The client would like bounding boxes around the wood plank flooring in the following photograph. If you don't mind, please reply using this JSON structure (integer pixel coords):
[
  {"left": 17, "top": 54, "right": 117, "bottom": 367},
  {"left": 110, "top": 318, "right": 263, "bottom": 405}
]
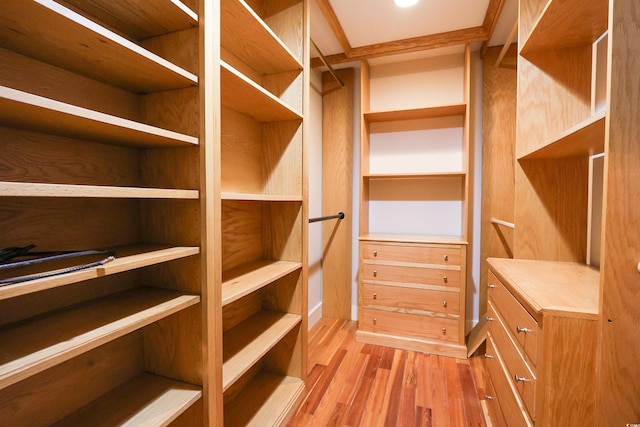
[{"left": 288, "top": 318, "right": 487, "bottom": 427}]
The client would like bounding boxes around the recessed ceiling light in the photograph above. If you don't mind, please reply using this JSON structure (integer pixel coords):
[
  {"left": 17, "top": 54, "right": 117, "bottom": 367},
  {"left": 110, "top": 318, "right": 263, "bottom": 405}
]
[{"left": 395, "top": 0, "right": 419, "bottom": 7}]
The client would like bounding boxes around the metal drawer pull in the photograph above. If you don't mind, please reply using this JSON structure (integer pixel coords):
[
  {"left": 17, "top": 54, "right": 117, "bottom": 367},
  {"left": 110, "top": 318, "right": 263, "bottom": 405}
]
[
  {"left": 516, "top": 325, "right": 530, "bottom": 334},
  {"left": 487, "top": 283, "right": 496, "bottom": 288},
  {"left": 441, "top": 328, "right": 447, "bottom": 334},
  {"left": 484, "top": 353, "right": 493, "bottom": 359},
  {"left": 373, "top": 292, "right": 377, "bottom": 300},
  {"left": 373, "top": 250, "right": 378, "bottom": 257},
  {"left": 373, "top": 270, "right": 377, "bottom": 277},
  {"left": 444, "top": 254, "right": 448, "bottom": 261},
  {"left": 485, "top": 316, "right": 495, "bottom": 321},
  {"left": 484, "top": 395, "right": 493, "bottom": 400},
  {"left": 442, "top": 300, "right": 447, "bottom": 307},
  {"left": 514, "top": 374, "right": 530, "bottom": 383},
  {"left": 443, "top": 275, "right": 448, "bottom": 283},
  {"left": 373, "top": 318, "right": 377, "bottom": 324}
]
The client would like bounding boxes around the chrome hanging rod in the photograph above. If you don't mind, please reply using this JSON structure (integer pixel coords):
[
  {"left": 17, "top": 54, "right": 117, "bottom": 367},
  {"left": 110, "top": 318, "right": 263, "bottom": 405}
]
[
  {"left": 311, "top": 38, "right": 345, "bottom": 88},
  {"left": 309, "top": 212, "right": 345, "bottom": 223}
]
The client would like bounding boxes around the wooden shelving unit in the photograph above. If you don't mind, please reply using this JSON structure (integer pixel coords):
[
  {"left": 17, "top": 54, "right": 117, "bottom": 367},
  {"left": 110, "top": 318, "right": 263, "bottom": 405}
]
[
  {"left": 356, "top": 46, "right": 472, "bottom": 358},
  {"left": 0, "top": 0, "right": 213, "bottom": 424},
  {"left": 218, "top": 0, "right": 308, "bottom": 424}
]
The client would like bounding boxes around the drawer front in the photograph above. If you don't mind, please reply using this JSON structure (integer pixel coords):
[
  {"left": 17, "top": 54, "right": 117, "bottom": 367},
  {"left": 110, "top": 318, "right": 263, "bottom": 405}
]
[
  {"left": 361, "top": 283, "right": 459, "bottom": 315},
  {"left": 488, "top": 271, "right": 538, "bottom": 367},
  {"left": 486, "top": 336, "right": 534, "bottom": 427},
  {"left": 362, "top": 243, "right": 461, "bottom": 266},
  {"left": 485, "top": 371, "right": 508, "bottom": 427},
  {"left": 488, "top": 302, "right": 536, "bottom": 420},
  {"left": 360, "top": 308, "right": 459, "bottom": 343},
  {"left": 362, "top": 264, "right": 459, "bottom": 288}
]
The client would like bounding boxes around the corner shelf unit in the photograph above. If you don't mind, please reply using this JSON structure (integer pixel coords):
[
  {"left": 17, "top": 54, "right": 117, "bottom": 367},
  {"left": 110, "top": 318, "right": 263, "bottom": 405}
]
[
  {"left": 0, "top": 0, "right": 211, "bottom": 425},
  {"left": 356, "top": 46, "right": 472, "bottom": 359},
  {"left": 219, "top": 0, "right": 308, "bottom": 425}
]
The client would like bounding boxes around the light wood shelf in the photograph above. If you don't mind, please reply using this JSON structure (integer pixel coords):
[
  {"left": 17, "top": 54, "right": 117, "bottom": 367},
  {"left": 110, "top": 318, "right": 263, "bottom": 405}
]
[
  {"left": 518, "top": 112, "right": 606, "bottom": 159},
  {"left": 224, "top": 372, "right": 305, "bottom": 427},
  {"left": 360, "top": 233, "right": 468, "bottom": 245},
  {"left": 223, "top": 311, "right": 301, "bottom": 391},
  {"left": 0, "top": 287, "right": 200, "bottom": 390},
  {"left": 0, "top": 0, "right": 197, "bottom": 93},
  {"left": 364, "top": 172, "right": 466, "bottom": 180},
  {"left": 52, "top": 372, "right": 202, "bottom": 427},
  {"left": 520, "top": 0, "right": 608, "bottom": 56},
  {"left": 221, "top": 0, "right": 302, "bottom": 75},
  {"left": 222, "top": 260, "right": 302, "bottom": 306},
  {"left": 0, "top": 245, "right": 200, "bottom": 301},
  {"left": 221, "top": 191, "right": 303, "bottom": 202},
  {"left": 0, "top": 86, "right": 199, "bottom": 147},
  {"left": 63, "top": 0, "right": 198, "bottom": 40},
  {"left": 0, "top": 181, "right": 198, "bottom": 199},
  {"left": 221, "top": 61, "right": 302, "bottom": 122},
  {"left": 364, "top": 103, "right": 467, "bottom": 123}
]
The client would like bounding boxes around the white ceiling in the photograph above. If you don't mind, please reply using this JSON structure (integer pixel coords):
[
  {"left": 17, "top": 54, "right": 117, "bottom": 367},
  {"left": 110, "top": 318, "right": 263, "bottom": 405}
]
[{"left": 310, "top": 0, "right": 518, "bottom": 59}]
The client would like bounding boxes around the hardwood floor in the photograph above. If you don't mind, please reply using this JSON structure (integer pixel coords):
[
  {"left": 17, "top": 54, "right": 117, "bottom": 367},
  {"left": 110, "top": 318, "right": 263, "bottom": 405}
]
[{"left": 288, "top": 318, "right": 487, "bottom": 427}]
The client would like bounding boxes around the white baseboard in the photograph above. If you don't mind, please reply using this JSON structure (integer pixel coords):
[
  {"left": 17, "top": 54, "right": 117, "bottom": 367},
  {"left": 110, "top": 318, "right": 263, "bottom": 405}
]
[
  {"left": 351, "top": 305, "right": 358, "bottom": 321},
  {"left": 308, "top": 302, "right": 322, "bottom": 330}
]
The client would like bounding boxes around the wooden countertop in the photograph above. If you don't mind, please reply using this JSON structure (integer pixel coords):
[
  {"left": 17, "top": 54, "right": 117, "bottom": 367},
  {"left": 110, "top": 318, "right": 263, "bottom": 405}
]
[{"left": 488, "top": 258, "right": 600, "bottom": 319}]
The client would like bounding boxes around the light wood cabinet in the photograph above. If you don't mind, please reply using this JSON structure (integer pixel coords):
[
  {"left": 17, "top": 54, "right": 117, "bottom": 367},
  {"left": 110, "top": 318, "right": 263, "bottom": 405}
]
[
  {"left": 0, "top": 0, "right": 211, "bottom": 424},
  {"left": 486, "top": 258, "right": 599, "bottom": 426},
  {"left": 511, "top": 0, "right": 640, "bottom": 423},
  {"left": 219, "top": 0, "right": 308, "bottom": 425},
  {"left": 356, "top": 46, "right": 472, "bottom": 358}
]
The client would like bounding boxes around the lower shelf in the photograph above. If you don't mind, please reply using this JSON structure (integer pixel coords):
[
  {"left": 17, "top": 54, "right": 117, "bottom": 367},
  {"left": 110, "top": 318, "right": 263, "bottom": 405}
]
[
  {"left": 224, "top": 372, "right": 305, "bottom": 427},
  {"left": 52, "top": 372, "right": 202, "bottom": 427}
]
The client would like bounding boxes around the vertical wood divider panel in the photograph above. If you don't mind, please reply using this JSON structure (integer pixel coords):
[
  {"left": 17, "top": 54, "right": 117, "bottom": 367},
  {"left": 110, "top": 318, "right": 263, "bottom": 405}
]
[{"left": 321, "top": 68, "right": 354, "bottom": 320}]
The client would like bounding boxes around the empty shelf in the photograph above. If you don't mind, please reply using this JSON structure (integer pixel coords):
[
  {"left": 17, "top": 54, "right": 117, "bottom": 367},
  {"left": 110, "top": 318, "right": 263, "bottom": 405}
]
[
  {"left": 222, "top": 260, "right": 302, "bottom": 306},
  {"left": 221, "top": 191, "right": 303, "bottom": 202},
  {"left": 364, "top": 103, "right": 467, "bottom": 123},
  {"left": 0, "top": 182, "right": 198, "bottom": 199}
]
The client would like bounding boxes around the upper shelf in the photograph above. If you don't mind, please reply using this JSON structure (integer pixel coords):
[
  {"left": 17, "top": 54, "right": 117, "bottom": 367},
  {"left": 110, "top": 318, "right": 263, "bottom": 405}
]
[
  {"left": 221, "top": 0, "right": 302, "bottom": 75},
  {"left": 364, "top": 172, "right": 466, "bottom": 180},
  {"left": 221, "top": 62, "right": 302, "bottom": 122},
  {"left": 364, "top": 103, "right": 467, "bottom": 123},
  {"left": 0, "top": 86, "right": 198, "bottom": 147},
  {"left": 221, "top": 192, "right": 303, "bottom": 202},
  {"left": 518, "top": 112, "right": 605, "bottom": 159},
  {"left": 63, "top": 0, "right": 198, "bottom": 40},
  {"left": 0, "top": 182, "right": 198, "bottom": 199},
  {"left": 0, "top": 0, "right": 197, "bottom": 93},
  {"left": 521, "top": 0, "right": 608, "bottom": 56},
  {"left": 360, "top": 233, "right": 468, "bottom": 245}
]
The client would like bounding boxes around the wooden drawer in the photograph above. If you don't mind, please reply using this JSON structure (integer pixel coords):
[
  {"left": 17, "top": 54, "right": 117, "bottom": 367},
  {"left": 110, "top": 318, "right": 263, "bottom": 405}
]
[
  {"left": 360, "top": 308, "right": 459, "bottom": 343},
  {"left": 485, "top": 371, "right": 507, "bottom": 427},
  {"left": 361, "top": 243, "right": 461, "bottom": 266},
  {"left": 361, "top": 283, "right": 459, "bottom": 315},
  {"left": 362, "top": 264, "right": 459, "bottom": 288},
  {"left": 488, "top": 302, "right": 536, "bottom": 421},
  {"left": 488, "top": 271, "right": 538, "bottom": 367},
  {"left": 486, "top": 335, "right": 533, "bottom": 427}
]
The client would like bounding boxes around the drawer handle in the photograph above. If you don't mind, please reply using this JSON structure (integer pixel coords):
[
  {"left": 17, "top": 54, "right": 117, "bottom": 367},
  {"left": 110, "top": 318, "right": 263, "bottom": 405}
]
[
  {"left": 485, "top": 316, "right": 495, "bottom": 321},
  {"left": 441, "top": 328, "right": 447, "bottom": 334},
  {"left": 442, "top": 300, "right": 447, "bottom": 307},
  {"left": 484, "top": 394, "right": 494, "bottom": 400},
  {"left": 373, "top": 250, "right": 378, "bottom": 257},
  {"left": 373, "top": 317, "right": 377, "bottom": 324},
  {"left": 373, "top": 270, "right": 377, "bottom": 277},
  {"left": 443, "top": 275, "right": 448, "bottom": 283},
  {"left": 444, "top": 254, "right": 448, "bottom": 261},
  {"left": 373, "top": 292, "right": 377, "bottom": 300},
  {"left": 516, "top": 325, "right": 531, "bottom": 334},
  {"left": 487, "top": 284, "right": 496, "bottom": 288},
  {"left": 484, "top": 353, "right": 493, "bottom": 359},
  {"left": 514, "top": 374, "right": 530, "bottom": 383}
]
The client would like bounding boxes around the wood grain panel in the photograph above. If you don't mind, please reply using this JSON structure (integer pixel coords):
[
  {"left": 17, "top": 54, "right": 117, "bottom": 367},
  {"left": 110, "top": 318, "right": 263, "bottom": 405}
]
[
  {"left": 321, "top": 68, "right": 353, "bottom": 320},
  {"left": 480, "top": 46, "right": 516, "bottom": 314},
  {"left": 262, "top": 1, "right": 304, "bottom": 63},
  {"left": 140, "top": 87, "right": 200, "bottom": 137},
  {"left": 141, "top": 27, "right": 199, "bottom": 76},
  {"left": 140, "top": 146, "right": 199, "bottom": 190},
  {"left": 596, "top": 0, "right": 640, "bottom": 422},
  {"left": 221, "top": 200, "right": 264, "bottom": 271},
  {"left": 141, "top": 199, "right": 200, "bottom": 246},
  {"left": 263, "top": 201, "right": 303, "bottom": 263},
  {"left": 263, "top": 120, "right": 304, "bottom": 197}
]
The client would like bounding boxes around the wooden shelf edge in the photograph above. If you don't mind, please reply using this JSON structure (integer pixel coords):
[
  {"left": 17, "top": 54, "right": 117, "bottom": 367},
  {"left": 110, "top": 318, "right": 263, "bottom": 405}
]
[
  {"left": 359, "top": 233, "right": 468, "bottom": 245},
  {"left": 0, "top": 287, "right": 200, "bottom": 390},
  {"left": 222, "top": 311, "right": 302, "bottom": 391},
  {"left": 0, "top": 181, "right": 198, "bottom": 199},
  {"left": 222, "top": 260, "right": 302, "bottom": 306},
  {"left": 363, "top": 103, "right": 467, "bottom": 123},
  {"left": 0, "top": 245, "right": 199, "bottom": 301},
  {"left": 520, "top": 0, "right": 608, "bottom": 56},
  {"left": 52, "top": 372, "right": 202, "bottom": 427},
  {"left": 518, "top": 112, "right": 606, "bottom": 159},
  {"left": 221, "top": 191, "right": 303, "bottom": 202},
  {"left": 223, "top": 372, "right": 305, "bottom": 427},
  {"left": 221, "top": 0, "right": 302, "bottom": 75},
  {"left": 0, "top": 86, "right": 199, "bottom": 147},
  {"left": 364, "top": 172, "right": 466, "bottom": 180},
  {"left": 220, "top": 61, "right": 302, "bottom": 122}
]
